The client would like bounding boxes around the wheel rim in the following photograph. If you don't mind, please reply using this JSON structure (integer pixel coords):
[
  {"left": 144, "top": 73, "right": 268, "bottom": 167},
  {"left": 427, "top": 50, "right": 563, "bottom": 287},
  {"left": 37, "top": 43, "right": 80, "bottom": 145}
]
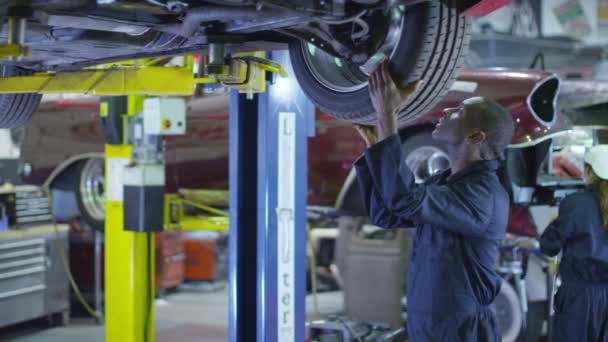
[
  {"left": 10, "top": 126, "right": 26, "bottom": 147},
  {"left": 494, "top": 294, "right": 516, "bottom": 332},
  {"left": 405, "top": 146, "right": 450, "bottom": 183},
  {"left": 490, "top": 281, "right": 523, "bottom": 342},
  {"left": 79, "top": 158, "right": 105, "bottom": 221},
  {"left": 300, "top": 7, "right": 404, "bottom": 93}
]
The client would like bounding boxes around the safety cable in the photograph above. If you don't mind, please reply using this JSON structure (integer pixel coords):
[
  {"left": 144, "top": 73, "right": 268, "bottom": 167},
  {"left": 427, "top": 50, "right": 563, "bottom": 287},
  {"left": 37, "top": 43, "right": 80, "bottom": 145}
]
[
  {"left": 144, "top": 232, "right": 153, "bottom": 342},
  {"left": 43, "top": 187, "right": 103, "bottom": 322}
]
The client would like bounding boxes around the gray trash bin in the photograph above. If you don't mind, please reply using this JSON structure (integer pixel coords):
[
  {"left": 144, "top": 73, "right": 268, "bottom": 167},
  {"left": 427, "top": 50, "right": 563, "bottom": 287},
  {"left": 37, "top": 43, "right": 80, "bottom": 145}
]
[{"left": 335, "top": 216, "right": 413, "bottom": 328}]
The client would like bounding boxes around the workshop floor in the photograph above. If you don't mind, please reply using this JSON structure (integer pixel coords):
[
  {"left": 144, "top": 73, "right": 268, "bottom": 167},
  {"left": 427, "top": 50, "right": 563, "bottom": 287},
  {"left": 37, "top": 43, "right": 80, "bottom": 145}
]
[{"left": 0, "top": 285, "right": 343, "bottom": 342}]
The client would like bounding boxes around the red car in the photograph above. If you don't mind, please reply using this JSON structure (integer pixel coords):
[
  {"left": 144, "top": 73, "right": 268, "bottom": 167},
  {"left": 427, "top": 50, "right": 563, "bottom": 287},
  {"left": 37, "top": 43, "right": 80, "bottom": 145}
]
[{"left": 20, "top": 67, "right": 563, "bottom": 233}]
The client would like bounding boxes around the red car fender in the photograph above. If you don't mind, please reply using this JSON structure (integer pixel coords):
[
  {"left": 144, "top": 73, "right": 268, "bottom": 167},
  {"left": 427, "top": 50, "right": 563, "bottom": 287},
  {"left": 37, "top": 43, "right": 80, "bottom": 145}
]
[
  {"left": 416, "top": 69, "right": 565, "bottom": 147},
  {"left": 461, "top": 0, "right": 512, "bottom": 17}
]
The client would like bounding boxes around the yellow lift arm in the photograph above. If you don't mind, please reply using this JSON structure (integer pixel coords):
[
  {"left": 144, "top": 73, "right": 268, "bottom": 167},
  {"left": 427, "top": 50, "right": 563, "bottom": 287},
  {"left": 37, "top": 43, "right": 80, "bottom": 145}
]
[
  {"left": 164, "top": 194, "right": 229, "bottom": 232},
  {"left": 0, "top": 52, "right": 287, "bottom": 95}
]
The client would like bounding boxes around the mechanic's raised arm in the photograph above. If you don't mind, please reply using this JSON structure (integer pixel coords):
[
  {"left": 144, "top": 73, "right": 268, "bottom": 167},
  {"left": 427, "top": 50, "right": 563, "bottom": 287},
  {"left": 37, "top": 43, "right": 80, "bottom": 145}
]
[
  {"left": 354, "top": 155, "right": 413, "bottom": 229},
  {"left": 540, "top": 198, "right": 577, "bottom": 257},
  {"left": 360, "top": 134, "right": 495, "bottom": 237}
]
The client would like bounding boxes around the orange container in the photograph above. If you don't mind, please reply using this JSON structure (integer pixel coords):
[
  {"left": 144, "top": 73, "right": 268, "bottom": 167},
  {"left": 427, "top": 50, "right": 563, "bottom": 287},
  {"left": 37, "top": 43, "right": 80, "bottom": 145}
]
[
  {"left": 184, "top": 240, "right": 217, "bottom": 281},
  {"left": 156, "top": 231, "right": 185, "bottom": 289}
]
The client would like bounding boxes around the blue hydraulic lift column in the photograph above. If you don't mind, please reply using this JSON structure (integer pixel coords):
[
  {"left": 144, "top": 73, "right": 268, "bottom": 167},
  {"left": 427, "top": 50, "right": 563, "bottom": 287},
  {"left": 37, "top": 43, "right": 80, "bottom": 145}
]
[{"left": 228, "top": 50, "right": 315, "bottom": 342}]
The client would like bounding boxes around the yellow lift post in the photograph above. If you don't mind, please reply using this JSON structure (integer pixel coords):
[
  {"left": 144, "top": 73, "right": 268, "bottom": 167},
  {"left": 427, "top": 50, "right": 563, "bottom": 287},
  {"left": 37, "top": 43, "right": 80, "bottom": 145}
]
[
  {"left": 0, "top": 49, "right": 285, "bottom": 342},
  {"left": 102, "top": 96, "right": 156, "bottom": 342}
]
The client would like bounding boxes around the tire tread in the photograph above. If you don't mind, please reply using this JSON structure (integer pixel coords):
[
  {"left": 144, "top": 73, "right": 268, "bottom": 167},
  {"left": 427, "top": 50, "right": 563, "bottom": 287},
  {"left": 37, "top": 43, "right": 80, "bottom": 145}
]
[
  {"left": 289, "top": 0, "right": 471, "bottom": 124},
  {"left": 0, "top": 66, "right": 42, "bottom": 128}
]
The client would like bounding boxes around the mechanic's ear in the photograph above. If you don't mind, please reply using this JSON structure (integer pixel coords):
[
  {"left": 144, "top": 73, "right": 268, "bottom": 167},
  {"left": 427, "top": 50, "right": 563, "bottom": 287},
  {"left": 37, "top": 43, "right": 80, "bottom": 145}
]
[{"left": 468, "top": 131, "right": 486, "bottom": 145}]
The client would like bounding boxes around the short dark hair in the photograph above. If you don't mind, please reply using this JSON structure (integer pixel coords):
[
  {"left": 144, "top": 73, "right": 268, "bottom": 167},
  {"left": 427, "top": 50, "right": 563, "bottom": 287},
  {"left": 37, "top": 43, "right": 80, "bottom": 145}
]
[{"left": 467, "top": 97, "right": 515, "bottom": 160}]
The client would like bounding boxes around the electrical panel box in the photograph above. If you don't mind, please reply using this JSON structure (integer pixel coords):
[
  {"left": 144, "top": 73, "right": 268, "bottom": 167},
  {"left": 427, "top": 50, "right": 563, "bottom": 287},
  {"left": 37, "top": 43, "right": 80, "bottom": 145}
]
[
  {"left": 123, "top": 164, "right": 164, "bottom": 232},
  {"left": 143, "top": 97, "right": 186, "bottom": 136}
]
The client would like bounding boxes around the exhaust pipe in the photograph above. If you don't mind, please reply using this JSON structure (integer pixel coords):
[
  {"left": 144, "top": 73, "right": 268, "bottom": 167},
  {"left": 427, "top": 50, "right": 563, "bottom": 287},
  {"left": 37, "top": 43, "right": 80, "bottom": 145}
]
[{"left": 155, "top": 6, "right": 282, "bottom": 37}]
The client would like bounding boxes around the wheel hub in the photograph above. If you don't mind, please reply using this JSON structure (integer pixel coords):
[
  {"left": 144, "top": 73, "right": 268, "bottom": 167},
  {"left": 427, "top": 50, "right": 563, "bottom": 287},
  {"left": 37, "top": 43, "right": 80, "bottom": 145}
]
[
  {"left": 300, "top": 6, "right": 404, "bottom": 93},
  {"left": 405, "top": 146, "right": 450, "bottom": 183},
  {"left": 80, "top": 158, "right": 106, "bottom": 221}
]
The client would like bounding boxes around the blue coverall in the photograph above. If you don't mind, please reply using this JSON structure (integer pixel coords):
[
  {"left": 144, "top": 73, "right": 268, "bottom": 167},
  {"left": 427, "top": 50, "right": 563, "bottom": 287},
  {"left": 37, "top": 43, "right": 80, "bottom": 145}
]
[
  {"left": 354, "top": 134, "right": 509, "bottom": 341},
  {"left": 540, "top": 188, "right": 608, "bottom": 342}
]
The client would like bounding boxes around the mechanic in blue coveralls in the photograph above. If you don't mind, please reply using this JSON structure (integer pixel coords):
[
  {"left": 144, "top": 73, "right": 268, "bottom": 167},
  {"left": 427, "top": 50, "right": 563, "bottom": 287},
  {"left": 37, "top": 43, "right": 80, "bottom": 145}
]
[
  {"left": 540, "top": 145, "right": 608, "bottom": 342},
  {"left": 354, "top": 62, "right": 515, "bottom": 341}
]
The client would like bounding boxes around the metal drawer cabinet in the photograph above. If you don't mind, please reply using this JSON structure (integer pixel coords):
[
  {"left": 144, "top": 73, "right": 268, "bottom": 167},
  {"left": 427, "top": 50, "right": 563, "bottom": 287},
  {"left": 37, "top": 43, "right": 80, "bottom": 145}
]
[{"left": 0, "top": 230, "right": 69, "bottom": 328}]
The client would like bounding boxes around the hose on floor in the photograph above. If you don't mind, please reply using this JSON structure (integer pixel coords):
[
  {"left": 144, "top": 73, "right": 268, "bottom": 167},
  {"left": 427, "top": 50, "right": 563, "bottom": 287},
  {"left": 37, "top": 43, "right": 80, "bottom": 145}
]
[{"left": 44, "top": 187, "right": 104, "bottom": 323}]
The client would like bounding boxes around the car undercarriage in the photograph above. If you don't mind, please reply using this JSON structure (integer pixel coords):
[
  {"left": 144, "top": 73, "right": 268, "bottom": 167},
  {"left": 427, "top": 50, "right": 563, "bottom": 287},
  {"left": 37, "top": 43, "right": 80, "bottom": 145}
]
[{"left": 0, "top": 0, "right": 492, "bottom": 127}]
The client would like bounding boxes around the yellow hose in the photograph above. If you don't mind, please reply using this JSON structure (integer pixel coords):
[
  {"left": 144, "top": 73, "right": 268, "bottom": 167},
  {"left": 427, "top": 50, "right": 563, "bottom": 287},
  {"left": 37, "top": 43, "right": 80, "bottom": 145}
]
[
  {"left": 44, "top": 187, "right": 103, "bottom": 322},
  {"left": 180, "top": 198, "right": 228, "bottom": 217}
]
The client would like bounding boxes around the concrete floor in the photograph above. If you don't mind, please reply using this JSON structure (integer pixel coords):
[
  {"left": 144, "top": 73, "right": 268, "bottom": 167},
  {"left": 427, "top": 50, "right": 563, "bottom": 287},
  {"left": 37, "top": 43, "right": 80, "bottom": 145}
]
[{"left": 0, "top": 284, "right": 343, "bottom": 342}]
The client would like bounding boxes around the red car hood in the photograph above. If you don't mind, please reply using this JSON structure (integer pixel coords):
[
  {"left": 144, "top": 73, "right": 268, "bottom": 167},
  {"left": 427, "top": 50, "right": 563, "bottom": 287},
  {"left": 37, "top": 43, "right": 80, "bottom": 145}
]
[
  {"left": 558, "top": 79, "right": 608, "bottom": 110},
  {"left": 416, "top": 68, "right": 566, "bottom": 147}
]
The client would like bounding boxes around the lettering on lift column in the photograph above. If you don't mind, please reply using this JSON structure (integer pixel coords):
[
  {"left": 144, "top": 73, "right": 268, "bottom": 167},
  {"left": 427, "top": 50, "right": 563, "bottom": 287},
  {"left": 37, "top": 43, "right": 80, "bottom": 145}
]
[{"left": 277, "top": 112, "right": 296, "bottom": 342}]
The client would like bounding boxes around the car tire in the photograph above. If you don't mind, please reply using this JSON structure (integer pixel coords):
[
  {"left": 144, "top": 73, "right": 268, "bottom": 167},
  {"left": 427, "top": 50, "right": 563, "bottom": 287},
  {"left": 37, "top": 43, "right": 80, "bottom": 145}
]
[
  {"left": 0, "top": 66, "right": 42, "bottom": 128},
  {"left": 289, "top": 0, "right": 470, "bottom": 124},
  {"left": 75, "top": 158, "right": 106, "bottom": 232}
]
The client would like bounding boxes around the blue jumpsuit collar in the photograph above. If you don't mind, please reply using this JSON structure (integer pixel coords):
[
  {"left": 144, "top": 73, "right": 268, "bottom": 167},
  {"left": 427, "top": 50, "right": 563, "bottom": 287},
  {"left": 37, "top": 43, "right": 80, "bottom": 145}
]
[{"left": 446, "top": 159, "right": 499, "bottom": 183}]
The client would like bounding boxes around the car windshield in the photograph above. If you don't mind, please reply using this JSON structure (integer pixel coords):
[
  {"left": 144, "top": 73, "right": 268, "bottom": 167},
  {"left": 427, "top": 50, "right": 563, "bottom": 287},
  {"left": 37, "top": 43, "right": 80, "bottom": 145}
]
[{"left": 538, "top": 127, "right": 604, "bottom": 183}]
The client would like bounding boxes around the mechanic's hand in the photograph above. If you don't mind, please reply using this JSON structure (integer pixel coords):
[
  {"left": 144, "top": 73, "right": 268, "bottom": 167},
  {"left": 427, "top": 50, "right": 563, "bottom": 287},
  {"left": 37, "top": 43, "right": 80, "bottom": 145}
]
[
  {"left": 354, "top": 124, "right": 377, "bottom": 148},
  {"left": 368, "top": 61, "right": 422, "bottom": 141}
]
